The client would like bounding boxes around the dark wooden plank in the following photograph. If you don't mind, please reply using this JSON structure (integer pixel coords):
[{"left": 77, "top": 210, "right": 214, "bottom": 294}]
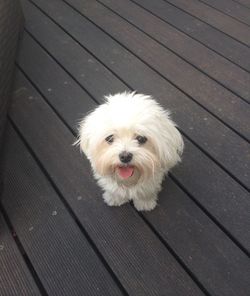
[
  {"left": 17, "top": 30, "right": 250, "bottom": 253},
  {"left": 1, "top": 124, "right": 123, "bottom": 296},
  {"left": 23, "top": 3, "right": 129, "bottom": 99},
  {"left": 199, "top": 0, "right": 250, "bottom": 25},
  {"left": 172, "top": 139, "right": 250, "bottom": 253},
  {"left": 98, "top": 0, "right": 250, "bottom": 103},
  {"left": 35, "top": 0, "right": 250, "bottom": 141},
  {"left": 11, "top": 70, "right": 205, "bottom": 296},
  {"left": 17, "top": 37, "right": 97, "bottom": 130},
  {"left": 132, "top": 0, "right": 250, "bottom": 72},
  {"left": 165, "top": 0, "right": 250, "bottom": 46},
  {"left": 0, "top": 213, "right": 41, "bottom": 296},
  {"left": 23, "top": 0, "right": 250, "bottom": 189},
  {"left": 13, "top": 57, "right": 250, "bottom": 296},
  {"left": 235, "top": 0, "right": 250, "bottom": 9},
  {"left": 143, "top": 179, "right": 250, "bottom": 296}
]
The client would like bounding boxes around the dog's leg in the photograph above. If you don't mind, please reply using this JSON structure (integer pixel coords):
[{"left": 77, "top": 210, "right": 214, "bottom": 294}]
[
  {"left": 133, "top": 194, "right": 157, "bottom": 211},
  {"left": 133, "top": 177, "right": 162, "bottom": 211},
  {"left": 103, "top": 191, "right": 129, "bottom": 207}
]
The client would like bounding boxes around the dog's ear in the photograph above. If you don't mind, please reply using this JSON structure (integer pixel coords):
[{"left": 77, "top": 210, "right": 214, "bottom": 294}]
[
  {"left": 78, "top": 116, "right": 91, "bottom": 158},
  {"left": 77, "top": 106, "right": 104, "bottom": 159},
  {"left": 155, "top": 112, "right": 184, "bottom": 171}
]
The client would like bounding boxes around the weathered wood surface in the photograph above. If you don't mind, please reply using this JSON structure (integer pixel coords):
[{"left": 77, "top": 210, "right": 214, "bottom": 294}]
[{"left": 1, "top": 0, "right": 250, "bottom": 295}]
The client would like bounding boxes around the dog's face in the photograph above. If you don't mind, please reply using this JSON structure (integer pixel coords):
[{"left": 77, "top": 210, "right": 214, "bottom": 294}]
[
  {"left": 78, "top": 92, "right": 183, "bottom": 186},
  {"left": 90, "top": 127, "right": 159, "bottom": 186}
]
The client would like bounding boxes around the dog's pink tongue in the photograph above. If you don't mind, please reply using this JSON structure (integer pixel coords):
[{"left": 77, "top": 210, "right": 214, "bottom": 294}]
[{"left": 118, "top": 166, "right": 134, "bottom": 179}]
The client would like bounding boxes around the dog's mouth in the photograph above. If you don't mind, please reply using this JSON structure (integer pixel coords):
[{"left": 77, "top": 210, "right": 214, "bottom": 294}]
[{"left": 116, "top": 165, "right": 134, "bottom": 179}]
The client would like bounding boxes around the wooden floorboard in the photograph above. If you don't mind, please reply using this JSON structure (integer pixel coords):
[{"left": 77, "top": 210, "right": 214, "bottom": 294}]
[
  {"left": 97, "top": 0, "right": 250, "bottom": 103},
  {"left": 199, "top": 0, "right": 250, "bottom": 25},
  {"left": 22, "top": 0, "right": 130, "bottom": 97},
  {"left": 235, "top": 0, "right": 250, "bottom": 9},
  {"left": 132, "top": 0, "right": 250, "bottom": 72},
  {"left": 28, "top": 0, "right": 250, "bottom": 140},
  {"left": 9, "top": 71, "right": 207, "bottom": 296},
  {"left": 17, "top": 33, "right": 97, "bottom": 131},
  {"left": 10, "top": 65, "right": 250, "bottom": 296},
  {"left": 14, "top": 31, "right": 250, "bottom": 296},
  {"left": 0, "top": 213, "right": 41, "bottom": 296},
  {"left": 22, "top": 0, "right": 250, "bottom": 189},
  {"left": 1, "top": 0, "right": 249, "bottom": 294},
  {"left": 17, "top": 31, "right": 250, "bottom": 253},
  {"left": 165, "top": 0, "right": 250, "bottom": 46},
  {"left": 1, "top": 123, "right": 124, "bottom": 296}
]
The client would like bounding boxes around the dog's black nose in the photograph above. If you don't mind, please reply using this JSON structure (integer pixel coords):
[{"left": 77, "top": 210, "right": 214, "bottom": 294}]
[{"left": 119, "top": 151, "right": 133, "bottom": 163}]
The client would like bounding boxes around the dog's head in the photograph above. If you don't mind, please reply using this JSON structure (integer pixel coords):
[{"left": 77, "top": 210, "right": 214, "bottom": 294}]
[{"left": 77, "top": 92, "right": 183, "bottom": 186}]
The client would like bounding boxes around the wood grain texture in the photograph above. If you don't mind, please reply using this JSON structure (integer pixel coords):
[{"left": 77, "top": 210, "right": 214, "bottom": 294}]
[
  {"left": 22, "top": 0, "right": 250, "bottom": 189},
  {"left": 28, "top": 0, "right": 250, "bottom": 140},
  {"left": 143, "top": 178, "right": 250, "bottom": 296},
  {"left": 17, "top": 31, "right": 250, "bottom": 253},
  {"left": 15, "top": 44, "right": 250, "bottom": 296},
  {"left": 132, "top": 0, "right": 250, "bottom": 72},
  {"left": 235, "top": 0, "right": 250, "bottom": 9},
  {"left": 165, "top": 0, "right": 250, "bottom": 46},
  {"left": 22, "top": 2, "right": 129, "bottom": 99},
  {"left": 10, "top": 70, "right": 204, "bottom": 296},
  {"left": 98, "top": 0, "right": 250, "bottom": 103},
  {"left": 1, "top": 124, "right": 123, "bottom": 296},
  {"left": 0, "top": 213, "right": 41, "bottom": 296},
  {"left": 199, "top": 0, "right": 250, "bottom": 25},
  {"left": 5, "top": 0, "right": 250, "bottom": 295}
]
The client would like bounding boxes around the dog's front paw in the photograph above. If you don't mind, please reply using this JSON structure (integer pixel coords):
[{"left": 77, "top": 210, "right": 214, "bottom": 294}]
[
  {"left": 133, "top": 198, "right": 157, "bottom": 211},
  {"left": 103, "top": 192, "right": 129, "bottom": 207}
]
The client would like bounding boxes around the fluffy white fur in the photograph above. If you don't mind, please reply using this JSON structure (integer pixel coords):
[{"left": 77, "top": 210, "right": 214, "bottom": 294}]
[{"left": 77, "top": 92, "right": 184, "bottom": 211}]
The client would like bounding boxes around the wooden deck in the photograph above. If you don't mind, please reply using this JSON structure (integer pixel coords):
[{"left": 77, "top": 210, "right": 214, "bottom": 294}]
[{"left": 1, "top": 0, "right": 250, "bottom": 295}]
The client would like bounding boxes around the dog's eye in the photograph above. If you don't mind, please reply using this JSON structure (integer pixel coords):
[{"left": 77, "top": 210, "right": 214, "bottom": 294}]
[
  {"left": 136, "top": 135, "right": 147, "bottom": 144},
  {"left": 105, "top": 134, "right": 114, "bottom": 144}
]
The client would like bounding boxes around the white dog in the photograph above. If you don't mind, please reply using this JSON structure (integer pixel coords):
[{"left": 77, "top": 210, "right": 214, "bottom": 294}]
[{"left": 77, "top": 92, "right": 184, "bottom": 211}]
